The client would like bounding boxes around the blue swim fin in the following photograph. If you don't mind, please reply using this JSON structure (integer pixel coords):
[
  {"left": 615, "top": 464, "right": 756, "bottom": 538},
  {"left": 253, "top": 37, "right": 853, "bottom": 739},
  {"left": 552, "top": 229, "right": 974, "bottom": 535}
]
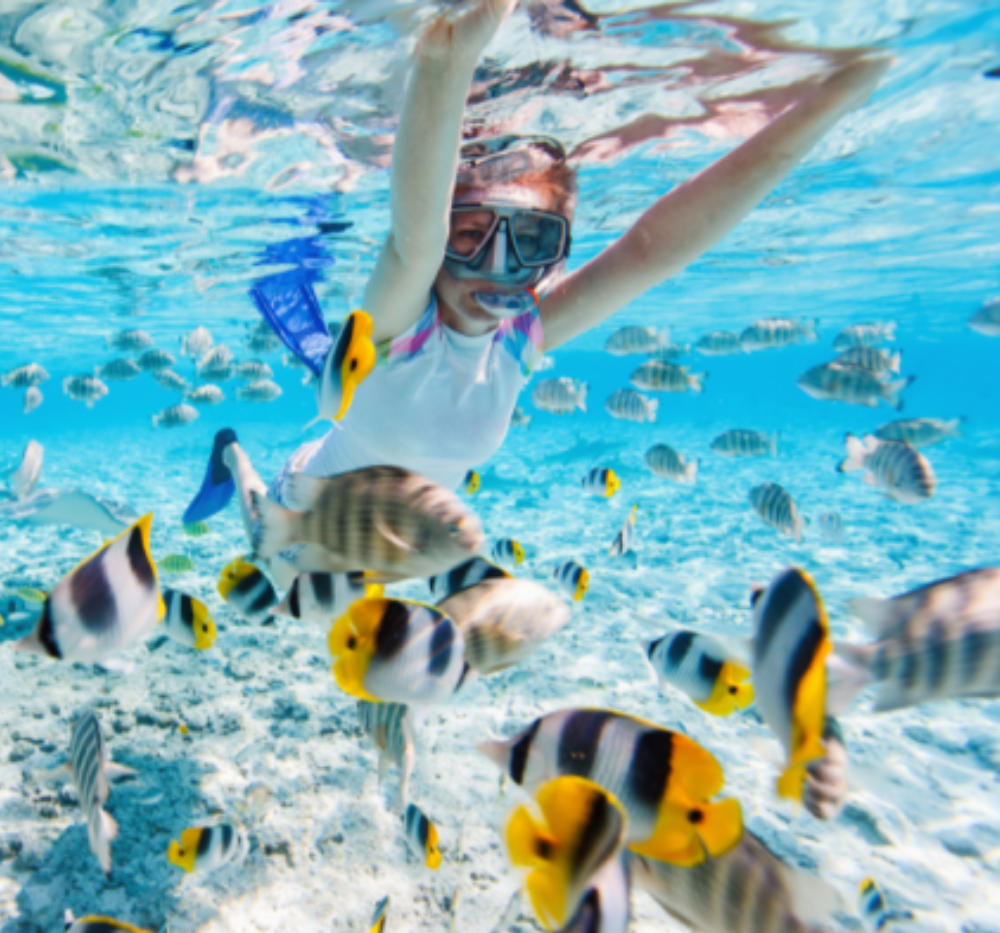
[
  {"left": 183, "top": 429, "right": 238, "bottom": 524},
  {"left": 249, "top": 271, "right": 332, "bottom": 377}
]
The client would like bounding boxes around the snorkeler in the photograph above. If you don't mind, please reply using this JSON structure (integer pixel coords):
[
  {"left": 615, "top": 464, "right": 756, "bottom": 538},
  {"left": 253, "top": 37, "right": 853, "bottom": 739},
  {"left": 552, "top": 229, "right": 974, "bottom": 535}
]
[{"left": 184, "top": 0, "right": 890, "bottom": 588}]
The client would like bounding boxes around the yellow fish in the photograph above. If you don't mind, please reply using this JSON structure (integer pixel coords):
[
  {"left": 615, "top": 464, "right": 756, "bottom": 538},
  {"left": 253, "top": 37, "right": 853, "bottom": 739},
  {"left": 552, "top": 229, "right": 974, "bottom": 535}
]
[
  {"left": 311, "top": 309, "right": 377, "bottom": 426},
  {"left": 463, "top": 470, "right": 481, "bottom": 495}
]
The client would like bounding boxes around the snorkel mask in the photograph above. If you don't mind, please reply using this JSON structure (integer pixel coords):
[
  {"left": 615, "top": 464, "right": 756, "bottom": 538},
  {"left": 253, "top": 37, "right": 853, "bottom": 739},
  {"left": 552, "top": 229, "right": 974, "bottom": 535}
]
[{"left": 445, "top": 135, "right": 572, "bottom": 317}]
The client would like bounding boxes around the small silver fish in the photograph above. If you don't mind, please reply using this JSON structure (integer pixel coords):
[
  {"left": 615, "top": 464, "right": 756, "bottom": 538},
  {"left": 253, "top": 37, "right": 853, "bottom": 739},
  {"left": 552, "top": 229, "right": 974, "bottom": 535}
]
[
  {"left": 234, "top": 360, "right": 274, "bottom": 380},
  {"left": 532, "top": 377, "right": 588, "bottom": 414},
  {"left": 63, "top": 374, "right": 109, "bottom": 407},
  {"left": 186, "top": 384, "right": 225, "bottom": 405},
  {"left": 2, "top": 363, "right": 50, "bottom": 388},
  {"left": 833, "top": 321, "right": 896, "bottom": 350},
  {"left": 837, "top": 434, "right": 936, "bottom": 504},
  {"left": 152, "top": 370, "right": 189, "bottom": 392},
  {"left": 152, "top": 403, "right": 199, "bottom": 428},
  {"left": 969, "top": 297, "right": 1000, "bottom": 336},
  {"left": 137, "top": 348, "right": 176, "bottom": 373},
  {"left": 740, "top": 318, "right": 817, "bottom": 352},
  {"left": 835, "top": 347, "right": 902, "bottom": 379},
  {"left": 197, "top": 345, "right": 233, "bottom": 370},
  {"left": 695, "top": 331, "right": 741, "bottom": 356},
  {"left": 874, "top": 417, "right": 963, "bottom": 448},
  {"left": 630, "top": 361, "right": 705, "bottom": 393},
  {"left": 798, "top": 363, "right": 912, "bottom": 410},
  {"left": 197, "top": 361, "right": 233, "bottom": 382},
  {"left": 96, "top": 359, "right": 141, "bottom": 382},
  {"left": 106, "top": 329, "right": 153, "bottom": 351},
  {"left": 749, "top": 483, "right": 805, "bottom": 542},
  {"left": 711, "top": 429, "right": 778, "bottom": 457},
  {"left": 236, "top": 379, "right": 282, "bottom": 402},
  {"left": 604, "top": 388, "right": 657, "bottom": 423},
  {"left": 645, "top": 444, "right": 697, "bottom": 484},
  {"left": 180, "top": 325, "right": 213, "bottom": 358},
  {"left": 646, "top": 342, "right": 690, "bottom": 362},
  {"left": 605, "top": 326, "right": 667, "bottom": 356},
  {"left": 23, "top": 386, "right": 42, "bottom": 414}
]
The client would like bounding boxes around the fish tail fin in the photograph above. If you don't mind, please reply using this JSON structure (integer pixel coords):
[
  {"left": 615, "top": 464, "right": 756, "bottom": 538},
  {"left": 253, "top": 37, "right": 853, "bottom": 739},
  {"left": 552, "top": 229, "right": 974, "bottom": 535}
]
[
  {"left": 577, "top": 383, "right": 588, "bottom": 413},
  {"left": 946, "top": 417, "right": 965, "bottom": 437},
  {"left": 12, "top": 629, "right": 48, "bottom": 657},
  {"left": 62, "top": 376, "right": 71, "bottom": 394},
  {"left": 802, "top": 319, "right": 819, "bottom": 341},
  {"left": 889, "top": 350, "right": 902, "bottom": 373},
  {"left": 837, "top": 434, "right": 868, "bottom": 473},
  {"left": 505, "top": 805, "right": 545, "bottom": 868},
  {"left": 90, "top": 807, "right": 118, "bottom": 877},
  {"left": 684, "top": 460, "right": 698, "bottom": 484},
  {"left": 793, "top": 514, "right": 806, "bottom": 545},
  {"left": 687, "top": 372, "right": 706, "bottom": 393},
  {"left": 252, "top": 492, "right": 299, "bottom": 560},
  {"left": 847, "top": 596, "right": 895, "bottom": 637},
  {"left": 883, "top": 376, "right": 914, "bottom": 411},
  {"left": 105, "top": 761, "right": 138, "bottom": 781},
  {"left": 777, "top": 731, "right": 827, "bottom": 802},
  {"left": 647, "top": 398, "right": 659, "bottom": 423},
  {"left": 884, "top": 321, "right": 897, "bottom": 341},
  {"left": 151, "top": 414, "right": 160, "bottom": 428},
  {"left": 770, "top": 432, "right": 780, "bottom": 455},
  {"left": 826, "top": 646, "right": 876, "bottom": 715}
]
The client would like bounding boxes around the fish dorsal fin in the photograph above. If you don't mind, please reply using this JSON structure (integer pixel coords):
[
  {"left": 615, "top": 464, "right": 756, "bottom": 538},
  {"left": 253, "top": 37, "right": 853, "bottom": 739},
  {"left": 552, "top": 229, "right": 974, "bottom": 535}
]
[
  {"left": 284, "top": 473, "right": 325, "bottom": 512},
  {"left": 846, "top": 596, "right": 895, "bottom": 638},
  {"left": 375, "top": 514, "right": 417, "bottom": 553}
]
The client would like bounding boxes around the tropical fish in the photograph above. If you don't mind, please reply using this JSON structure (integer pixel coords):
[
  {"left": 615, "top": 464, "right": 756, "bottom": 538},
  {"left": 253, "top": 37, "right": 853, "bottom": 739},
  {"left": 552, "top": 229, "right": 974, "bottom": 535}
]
[
  {"left": 803, "top": 718, "right": 848, "bottom": 821},
  {"left": 64, "top": 911, "right": 155, "bottom": 933},
  {"left": 969, "top": 297, "right": 1000, "bottom": 336},
  {"left": 604, "top": 388, "right": 657, "bottom": 423},
  {"left": 798, "top": 363, "right": 912, "bottom": 410},
  {"left": 152, "top": 370, "right": 189, "bottom": 392},
  {"left": 106, "top": 329, "right": 153, "bottom": 351},
  {"left": 645, "top": 445, "right": 697, "bottom": 484},
  {"left": 2, "top": 363, "right": 50, "bottom": 388},
  {"left": 162, "top": 589, "right": 215, "bottom": 650},
  {"left": 137, "top": 348, "right": 176, "bottom": 373},
  {"left": 604, "top": 326, "right": 667, "bottom": 356},
  {"left": 158, "top": 554, "right": 195, "bottom": 574},
  {"left": 818, "top": 512, "right": 845, "bottom": 545},
  {"left": 750, "top": 567, "right": 832, "bottom": 801},
  {"left": 492, "top": 538, "right": 525, "bottom": 567},
  {"left": 479, "top": 708, "right": 743, "bottom": 866},
  {"left": 1, "top": 488, "right": 133, "bottom": 535},
  {"left": 858, "top": 877, "right": 912, "bottom": 931},
  {"left": 643, "top": 629, "right": 754, "bottom": 716},
  {"left": 6, "top": 439, "right": 43, "bottom": 500},
  {"left": 629, "top": 360, "right": 705, "bottom": 393},
  {"left": 874, "top": 417, "right": 963, "bottom": 448},
  {"left": 46, "top": 710, "right": 136, "bottom": 878},
  {"left": 245, "top": 321, "right": 282, "bottom": 354},
  {"left": 428, "top": 556, "right": 510, "bottom": 600},
  {"left": 511, "top": 406, "right": 532, "bottom": 427},
  {"left": 506, "top": 776, "right": 629, "bottom": 933},
  {"left": 464, "top": 470, "right": 481, "bottom": 495},
  {"left": 236, "top": 379, "right": 282, "bottom": 402},
  {"left": 328, "top": 597, "right": 467, "bottom": 704},
  {"left": 832, "top": 321, "right": 896, "bottom": 350},
  {"left": 357, "top": 700, "right": 416, "bottom": 808},
  {"left": 630, "top": 829, "right": 841, "bottom": 933},
  {"left": 180, "top": 325, "right": 213, "bottom": 358},
  {"left": 647, "top": 342, "right": 690, "bottom": 362},
  {"left": 273, "top": 571, "right": 380, "bottom": 627},
  {"left": 151, "top": 403, "right": 199, "bottom": 428},
  {"left": 283, "top": 352, "right": 306, "bottom": 370},
  {"left": 168, "top": 825, "right": 249, "bottom": 873},
  {"left": 182, "top": 520, "right": 210, "bottom": 537},
  {"left": 749, "top": 483, "right": 806, "bottom": 543},
  {"left": 710, "top": 429, "right": 778, "bottom": 457},
  {"left": 366, "top": 897, "right": 390, "bottom": 933},
  {"left": 740, "top": 318, "right": 817, "bottom": 352},
  {"left": 532, "top": 377, "right": 588, "bottom": 414},
  {"left": 185, "top": 384, "right": 225, "bottom": 405},
  {"left": 16, "top": 586, "right": 47, "bottom": 604},
  {"left": 437, "top": 578, "right": 572, "bottom": 675},
  {"left": 695, "top": 331, "right": 741, "bottom": 356},
  {"left": 217, "top": 558, "right": 278, "bottom": 625},
  {"left": 252, "top": 467, "right": 483, "bottom": 580},
  {"left": 23, "top": 386, "right": 42, "bottom": 413},
  {"left": 63, "top": 374, "right": 109, "bottom": 407},
  {"left": 14, "top": 514, "right": 164, "bottom": 663},
  {"left": 404, "top": 803, "right": 442, "bottom": 869},
  {"left": 196, "top": 345, "right": 233, "bottom": 371},
  {"left": 311, "top": 310, "right": 377, "bottom": 425},
  {"left": 197, "top": 361, "right": 233, "bottom": 381},
  {"left": 234, "top": 360, "right": 274, "bottom": 380},
  {"left": 835, "top": 347, "right": 902, "bottom": 379},
  {"left": 96, "top": 359, "right": 142, "bottom": 382},
  {"left": 553, "top": 561, "right": 589, "bottom": 602},
  {"left": 837, "top": 434, "right": 936, "bottom": 504},
  {"left": 580, "top": 467, "right": 620, "bottom": 498},
  {"left": 832, "top": 566, "right": 1000, "bottom": 713},
  {"left": 610, "top": 505, "right": 637, "bottom": 557}
]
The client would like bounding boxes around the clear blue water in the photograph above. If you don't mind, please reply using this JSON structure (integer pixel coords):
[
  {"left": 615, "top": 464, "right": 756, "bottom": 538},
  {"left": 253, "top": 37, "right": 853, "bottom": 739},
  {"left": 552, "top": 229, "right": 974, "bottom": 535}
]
[{"left": 2, "top": 2, "right": 1000, "bottom": 932}]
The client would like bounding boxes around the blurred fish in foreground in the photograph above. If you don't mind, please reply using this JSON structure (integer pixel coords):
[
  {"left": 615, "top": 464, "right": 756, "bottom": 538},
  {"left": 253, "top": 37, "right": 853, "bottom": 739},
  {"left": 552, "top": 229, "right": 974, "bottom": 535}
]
[
  {"left": 106, "top": 328, "right": 153, "bottom": 351},
  {"left": 505, "top": 776, "right": 629, "bottom": 933},
  {"left": 751, "top": 568, "right": 832, "bottom": 801},
  {"left": 479, "top": 708, "right": 742, "bottom": 865},
  {"left": 837, "top": 434, "right": 936, "bottom": 504}
]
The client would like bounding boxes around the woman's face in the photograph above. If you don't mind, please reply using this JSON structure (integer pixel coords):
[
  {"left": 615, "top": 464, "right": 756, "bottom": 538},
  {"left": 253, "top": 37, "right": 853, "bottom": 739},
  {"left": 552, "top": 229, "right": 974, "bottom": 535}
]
[{"left": 435, "top": 183, "right": 565, "bottom": 335}]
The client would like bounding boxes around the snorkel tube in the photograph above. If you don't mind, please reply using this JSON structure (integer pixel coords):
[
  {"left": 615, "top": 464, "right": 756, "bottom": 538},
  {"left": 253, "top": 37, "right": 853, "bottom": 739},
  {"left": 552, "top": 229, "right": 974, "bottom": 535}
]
[{"left": 472, "top": 288, "right": 540, "bottom": 319}]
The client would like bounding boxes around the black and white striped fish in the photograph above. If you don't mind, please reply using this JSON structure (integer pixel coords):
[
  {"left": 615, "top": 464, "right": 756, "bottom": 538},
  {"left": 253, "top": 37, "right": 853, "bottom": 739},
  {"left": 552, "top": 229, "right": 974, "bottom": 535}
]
[
  {"left": 162, "top": 589, "right": 216, "bottom": 650},
  {"left": 428, "top": 555, "right": 510, "bottom": 600},
  {"left": 357, "top": 700, "right": 416, "bottom": 808},
  {"left": 217, "top": 558, "right": 278, "bottom": 624},
  {"left": 404, "top": 803, "right": 441, "bottom": 869},
  {"left": 609, "top": 505, "right": 637, "bottom": 557},
  {"left": 710, "top": 429, "right": 778, "bottom": 457},
  {"left": 833, "top": 321, "right": 896, "bottom": 350},
  {"left": 695, "top": 331, "right": 740, "bottom": 356},
  {"left": 831, "top": 566, "right": 1000, "bottom": 713},
  {"left": 837, "top": 434, "right": 936, "bottom": 504},
  {"left": 604, "top": 389, "right": 657, "bottom": 423},
  {"left": 835, "top": 346, "right": 902, "bottom": 379},
  {"left": 740, "top": 318, "right": 817, "bottom": 352},
  {"left": 874, "top": 417, "right": 963, "bottom": 449},
  {"left": 798, "top": 363, "right": 911, "bottom": 410},
  {"left": 14, "top": 514, "right": 164, "bottom": 663},
  {"left": 645, "top": 444, "right": 698, "bottom": 484},
  {"left": 168, "top": 824, "right": 249, "bottom": 873},
  {"left": 273, "top": 571, "right": 379, "bottom": 627},
  {"left": 749, "top": 483, "right": 806, "bottom": 543}
]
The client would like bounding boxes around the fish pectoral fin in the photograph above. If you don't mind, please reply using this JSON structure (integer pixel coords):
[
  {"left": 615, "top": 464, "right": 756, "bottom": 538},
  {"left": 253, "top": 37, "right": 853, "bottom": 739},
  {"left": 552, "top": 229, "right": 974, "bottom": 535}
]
[
  {"left": 97, "top": 657, "right": 137, "bottom": 676},
  {"left": 105, "top": 761, "right": 138, "bottom": 781},
  {"left": 374, "top": 514, "right": 418, "bottom": 553}
]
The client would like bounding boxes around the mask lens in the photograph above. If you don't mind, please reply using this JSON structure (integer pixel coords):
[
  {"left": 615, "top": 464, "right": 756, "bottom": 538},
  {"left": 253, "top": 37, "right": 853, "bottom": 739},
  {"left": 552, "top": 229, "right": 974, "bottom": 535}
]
[
  {"left": 511, "top": 212, "right": 565, "bottom": 265},
  {"left": 447, "top": 209, "right": 497, "bottom": 260}
]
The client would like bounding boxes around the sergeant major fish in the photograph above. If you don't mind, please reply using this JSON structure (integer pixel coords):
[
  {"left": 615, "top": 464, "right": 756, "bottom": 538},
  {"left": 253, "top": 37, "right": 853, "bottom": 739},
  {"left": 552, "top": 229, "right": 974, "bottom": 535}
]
[
  {"left": 605, "top": 388, "right": 657, "bottom": 423},
  {"left": 328, "top": 597, "right": 467, "bottom": 704},
  {"left": 186, "top": 384, "right": 225, "bottom": 405},
  {"left": 695, "top": 331, "right": 741, "bottom": 356},
  {"left": 234, "top": 360, "right": 273, "bottom": 380},
  {"left": 404, "top": 803, "right": 442, "bottom": 869},
  {"left": 832, "top": 321, "right": 896, "bottom": 350},
  {"left": 749, "top": 483, "right": 806, "bottom": 543},
  {"left": 647, "top": 342, "right": 690, "bottom": 362},
  {"left": 478, "top": 708, "right": 743, "bottom": 866},
  {"left": 645, "top": 444, "right": 697, "bottom": 484},
  {"left": 969, "top": 297, "right": 1000, "bottom": 336},
  {"left": 236, "top": 380, "right": 283, "bottom": 403},
  {"left": 152, "top": 370, "right": 189, "bottom": 392},
  {"left": 532, "top": 377, "right": 588, "bottom": 415},
  {"left": 217, "top": 558, "right": 278, "bottom": 625},
  {"left": 629, "top": 361, "right": 705, "bottom": 394},
  {"left": 358, "top": 700, "right": 416, "bottom": 808},
  {"left": 798, "top": 363, "right": 912, "bottom": 410},
  {"left": 751, "top": 567, "right": 832, "bottom": 801},
  {"left": 643, "top": 629, "right": 754, "bottom": 716},
  {"left": 106, "top": 329, "right": 153, "bottom": 351},
  {"left": 63, "top": 375, "right": 108, "bottom": 408},
  {"left": 711, "top": 429, "right": 778, "bottom": 458},
  {"left": 874, "top": 417, "right": 963, "bottom": 449},
  {"left": 835, "top": 347, "right": 902, "bottom": 379},
  {"left": 14, "top": 514, "right": 164, "bottom": 664},
  {"left": 554, "top": 560, "right": 589, "bottom": 602},
  {"left": 740, "top": 318, "right": 817, "bottom": 352},
  {"left": 152, "top": 404, "right": 199, "bottom": 428},
  {"left": 837, "top": 434, "right": 936, "bottom": 504},
  {"left": 581, "top": 468, "right": 620, "bottom": 498},
  {"left": 24, "top": 386, "right": 42, "bottom": 413},
  {"left": 605, "top": 326, "right": 667, "bottom": 356},
  {"left": 137, "top": 349, "right": 175, "bottom": 373},
  {"left": 168, "top": 825, "right": 249, "bottom": 874},
  {"left": 2, "top": 363, "right": 50, "bottom": 388}
]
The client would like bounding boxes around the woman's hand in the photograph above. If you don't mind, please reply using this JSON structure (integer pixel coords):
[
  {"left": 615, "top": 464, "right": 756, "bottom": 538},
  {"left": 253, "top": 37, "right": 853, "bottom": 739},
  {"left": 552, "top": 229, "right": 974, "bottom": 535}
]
[{"left": 418, "top": 0, "right": 518, "bottom": 68}]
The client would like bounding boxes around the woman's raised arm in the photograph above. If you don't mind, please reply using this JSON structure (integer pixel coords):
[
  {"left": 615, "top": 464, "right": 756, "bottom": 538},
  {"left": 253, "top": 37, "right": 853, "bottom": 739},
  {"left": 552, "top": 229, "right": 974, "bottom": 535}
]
[
  {"left": 540, "top": 55, "right": 892, "bottom": 352},
  {"left": 364, "top": 0, "right": 516, "bottom": 344}
]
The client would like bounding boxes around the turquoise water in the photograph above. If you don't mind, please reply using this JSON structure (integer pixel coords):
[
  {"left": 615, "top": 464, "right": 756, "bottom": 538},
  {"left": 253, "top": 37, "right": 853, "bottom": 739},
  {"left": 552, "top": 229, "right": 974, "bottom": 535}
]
[{"left": 2, "top": 2, "right": 1000, "bottom": 932}]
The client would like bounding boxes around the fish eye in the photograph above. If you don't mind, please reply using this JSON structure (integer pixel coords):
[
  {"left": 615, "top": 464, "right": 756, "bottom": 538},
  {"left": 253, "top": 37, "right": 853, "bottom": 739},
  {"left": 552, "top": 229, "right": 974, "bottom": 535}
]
[
  {"left": 347, "top": 636, "right": 357, "bottom": 649},
  {"left": 687, "top": 808, "right": 704, "bottom": 824},
  {"left": 203, "top": 624, "right": 210, "bottom": 632},
  {"left": 349, "top": 358, "right": 358, "bottom": 371},
  {"left": 447, "top": 524, "right": 461, "bottom": 536},
  {"left": 728, "top": 686, "right": 738, "bottom": 694}
]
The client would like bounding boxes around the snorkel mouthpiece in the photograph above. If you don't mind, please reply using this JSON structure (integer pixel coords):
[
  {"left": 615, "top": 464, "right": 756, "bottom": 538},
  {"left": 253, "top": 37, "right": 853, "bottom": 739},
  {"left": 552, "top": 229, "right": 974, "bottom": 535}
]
[{"left": 473, "top": 289, "right": 539, "bottom": 318}]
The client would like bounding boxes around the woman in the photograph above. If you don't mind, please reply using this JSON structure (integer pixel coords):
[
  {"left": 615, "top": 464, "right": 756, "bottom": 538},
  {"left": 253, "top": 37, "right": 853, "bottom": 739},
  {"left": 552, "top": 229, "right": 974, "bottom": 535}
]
[{"left": 185, "top": 0, "right": 889, "bottom": 587}]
